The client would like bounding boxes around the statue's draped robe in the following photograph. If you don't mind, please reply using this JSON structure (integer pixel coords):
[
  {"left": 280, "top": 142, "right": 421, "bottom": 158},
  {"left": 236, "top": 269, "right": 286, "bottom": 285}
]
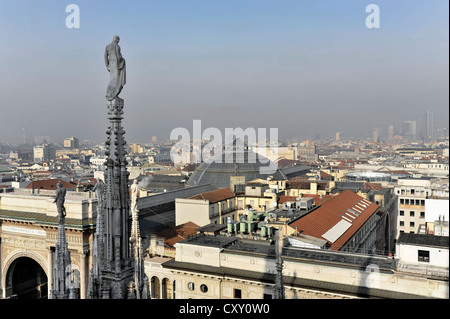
[{"left": 105, "top": 43, "right": 126, "bottom": 101}]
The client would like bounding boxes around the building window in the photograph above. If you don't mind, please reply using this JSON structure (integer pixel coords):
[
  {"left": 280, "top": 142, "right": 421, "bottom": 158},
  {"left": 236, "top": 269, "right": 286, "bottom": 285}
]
[
  {"left": 200, "top": 284, "right": 208, "bottom": 293},
  {"left": 400, "top": 198, "right": 404, "bottom": 205},
  {"left": 399, "top": 221, "right": 404, "bottom": 226},
  {"left": 420, "top": 212, "right": 425, "bottom": 218},
  {"left": 421, "top": 200, "right": 425, "bottom": 206},
  {"left": 411, "top": 189, "right": 415, "bottom": 195},
  {"left": 418, "top": 250, "right": 430, "bottom": 262},
  {"left": 405, "top": 199, "right": 410, "bottom": 205},
  {"left": 410, "top": 221, "right": 415, "bottom": 227},
  {"left": 410, "top": 211, "right": 415, "bottom": 217},
  {"left": 188, "top": 282, "right": 195, "bottom": 291},
  {"left": 234, "top": 289, "right": 242, "bottom": 299},
  {"left": 399, "top": 210, "right": 404, "bottom": 216},
  {"left": 263, "top": 293, "right": 272, "bottom": 299}
]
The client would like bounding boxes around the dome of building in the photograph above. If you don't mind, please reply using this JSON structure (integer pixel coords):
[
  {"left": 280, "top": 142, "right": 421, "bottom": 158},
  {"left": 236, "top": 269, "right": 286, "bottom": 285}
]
[{"left": 186, "top": 140, "right": 273, "bottom": 189}]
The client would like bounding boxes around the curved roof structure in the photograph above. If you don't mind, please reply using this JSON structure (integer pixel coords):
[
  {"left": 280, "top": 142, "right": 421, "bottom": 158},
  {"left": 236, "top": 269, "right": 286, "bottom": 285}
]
[{"left": 186, "top": 140, "right": 273, "bottom": 189}]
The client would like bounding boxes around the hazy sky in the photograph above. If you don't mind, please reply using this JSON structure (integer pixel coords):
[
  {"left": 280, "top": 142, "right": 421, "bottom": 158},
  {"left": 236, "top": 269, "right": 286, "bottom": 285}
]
[{"left": 0, "top": 0, "right": 448, "bottom": 143}]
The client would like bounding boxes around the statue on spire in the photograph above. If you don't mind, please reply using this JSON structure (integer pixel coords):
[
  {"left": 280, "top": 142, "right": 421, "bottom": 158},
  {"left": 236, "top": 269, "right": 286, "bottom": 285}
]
[{"left": 105, "top": 35, "right": 126, "bottom": 101}]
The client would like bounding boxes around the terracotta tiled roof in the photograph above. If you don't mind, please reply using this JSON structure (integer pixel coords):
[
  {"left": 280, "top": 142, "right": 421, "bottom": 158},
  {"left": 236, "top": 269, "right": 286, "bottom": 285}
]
[
  {"left": 289, "top": 190, "right": 379, "bottom": 250},
  {"left": 289, "top": 176, "right": 309, "bottom": 181},
  {"left": 287, "top": 181, "right": 328, "bottom": 190},
  {"left": 189, "top": 187, "right": 235, "bottom": 203},
  {"left": 26, "top": 179, "right": 76, "bottom": 190},
  {"left": 320, "top": 171, "right": 332, "bottom": 180},
  {"left": 363, "top": 182, "right": 382, "bottom": 191},
  {"left": 278, "top": 196, "right": 298, "bottom": 204},
  {"left": 156, "top": 221, "right": 199, "bottom": 247},
  {"left": 379, "top": 170, "right": 411, "bottom": 175}
]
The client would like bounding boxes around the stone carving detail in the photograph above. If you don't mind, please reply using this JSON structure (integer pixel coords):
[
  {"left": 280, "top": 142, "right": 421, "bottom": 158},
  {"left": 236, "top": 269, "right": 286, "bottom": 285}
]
[{"left": 3, "top": 237, "right": 46, "bottom": 249}]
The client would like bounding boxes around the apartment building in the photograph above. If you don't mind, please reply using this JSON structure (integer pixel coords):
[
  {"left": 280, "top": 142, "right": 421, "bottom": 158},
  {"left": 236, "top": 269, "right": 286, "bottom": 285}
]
[
  {"left": 394, "top": 178, "right": 432, "bottom": 238},
  {"left": 175, "top": 187, "right": 237, "bottom": 226}
]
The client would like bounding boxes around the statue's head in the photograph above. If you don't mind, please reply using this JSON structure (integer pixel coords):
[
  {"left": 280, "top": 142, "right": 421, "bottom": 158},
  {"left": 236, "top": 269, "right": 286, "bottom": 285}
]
[
  {"left": 133, "top": 179, "right": 138, "bottom": 184},
  {"left": 113, "top": 35, "right": 120, "bottom": 43},
  {"left": 57, "top": 181, "right": 63, "bottom": 188}
]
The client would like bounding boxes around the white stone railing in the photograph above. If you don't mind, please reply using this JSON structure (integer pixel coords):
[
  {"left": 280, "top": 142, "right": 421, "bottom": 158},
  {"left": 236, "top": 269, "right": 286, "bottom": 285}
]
[{"left": 396, "top": 261, "right": 449, "bottom": 279}]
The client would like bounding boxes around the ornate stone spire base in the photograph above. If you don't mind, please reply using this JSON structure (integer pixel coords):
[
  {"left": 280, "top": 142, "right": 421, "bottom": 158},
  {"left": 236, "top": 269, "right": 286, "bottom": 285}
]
[
  {"left": 50, "top": 224, "right": 71, "bottom": 298},
  {"left": 88, "top": 96, "right": 148, "bottom": 299}
]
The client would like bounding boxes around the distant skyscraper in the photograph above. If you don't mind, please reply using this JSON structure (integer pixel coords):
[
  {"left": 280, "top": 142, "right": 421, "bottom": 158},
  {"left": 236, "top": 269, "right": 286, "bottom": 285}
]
[
  {"left": 402, "top": 121, "right": 417, "bottom": 140},
  {"left": 21, "top": 128, "right": 26, "bottom": 144},
  {"left": 33, "top": 143, "right": 56, "bottom": 162},
  {"left": 336, "top": 132, "right": 342, "bottom": 141},
  {"left": 388, "top": 125, "right": 394, "bottom": 141},
  {"left": 373, "top": 128, "right": 379, "bottom": 142},
  {"left": 420, "top": 109, "right": 434, "bottom": 139},
  {"left": 64, "top": 136, "right": 79, "bottom": 149}
]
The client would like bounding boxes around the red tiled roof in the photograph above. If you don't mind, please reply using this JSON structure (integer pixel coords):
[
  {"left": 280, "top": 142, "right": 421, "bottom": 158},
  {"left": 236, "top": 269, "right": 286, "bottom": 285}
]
[
  {"left": 287, "top": 181, "right": 328, "bottom": 190},
  {"left": 320, "top": 171, "right": 332, "bottom": 180},
  {"left": 26, "top": 179, "right": 76, "bottom": 190},
  {"left": 278, "top": 196, "right": 298, "bottom": 204},
  {"left": 363, "top": 182, "right": 382, "bottom": 191},
  {"left": 289, "top": 190, "right": 379, "bottom": 250},
  {"left": 379, "top": 170, "right": 411, "bottom": 175},
  {"left": 156, "top": 221, "right": 199, "bottom": 247},
  {"left": 289, "top": 176, "right": 309, "bottom": 181},
  {"left": 189, "top": 187, "right": 235, "bottom": 203}
]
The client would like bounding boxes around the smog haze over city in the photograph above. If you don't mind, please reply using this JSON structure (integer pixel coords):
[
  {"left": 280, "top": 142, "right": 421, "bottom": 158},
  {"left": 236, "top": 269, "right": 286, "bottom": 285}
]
[{"left": 0, "top": 0, "right": 448, "bottom": 144}]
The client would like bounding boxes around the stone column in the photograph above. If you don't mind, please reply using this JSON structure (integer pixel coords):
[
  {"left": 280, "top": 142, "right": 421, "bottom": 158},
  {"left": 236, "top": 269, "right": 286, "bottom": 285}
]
[
  {"left": 47, "top": 247, "right": 53, "bottom": 298},
  {"left": 80, "top": 252, "right": 87, "bottom": 299}
]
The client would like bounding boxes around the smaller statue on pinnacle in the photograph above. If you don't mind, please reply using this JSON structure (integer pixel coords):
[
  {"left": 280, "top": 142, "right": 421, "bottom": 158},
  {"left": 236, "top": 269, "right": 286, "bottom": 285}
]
[{"left": 54, "top": 181, "right": 67, "bottom": 225}]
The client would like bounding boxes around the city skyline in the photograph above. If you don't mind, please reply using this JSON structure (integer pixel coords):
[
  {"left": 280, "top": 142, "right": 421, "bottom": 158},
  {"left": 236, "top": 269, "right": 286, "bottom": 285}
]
[{"left": 0, "top": 1, "right": 448, "bottom": 143}]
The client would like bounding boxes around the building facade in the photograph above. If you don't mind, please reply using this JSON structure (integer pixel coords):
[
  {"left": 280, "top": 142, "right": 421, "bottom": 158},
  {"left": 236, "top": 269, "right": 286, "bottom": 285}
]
[
  {"left": 0, "top": 191, "right": 96, "bottom": 299},
  {"left": 155, "top": 231, "right": 448, "bottom": 299},
  {"left": 33, "top": 143, "right": 56, "bottom": 163},
  {"left": 394, "top": 178, "right": 432, "bottom": 238}
]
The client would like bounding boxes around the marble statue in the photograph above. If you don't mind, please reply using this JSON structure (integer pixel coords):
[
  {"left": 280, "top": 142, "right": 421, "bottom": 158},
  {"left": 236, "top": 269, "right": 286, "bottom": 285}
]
[
  {"left": 130, "top": 179, "right": 140, "bottom": 213},
  {"left": 92, "top": 178, "right": 105, "bottom": 201},
  {"left": 105, "top": 35, "right": 126, "bottom": 101},
  {"left": 54, "top": 181, "right": 67, "bottom": 224}
]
